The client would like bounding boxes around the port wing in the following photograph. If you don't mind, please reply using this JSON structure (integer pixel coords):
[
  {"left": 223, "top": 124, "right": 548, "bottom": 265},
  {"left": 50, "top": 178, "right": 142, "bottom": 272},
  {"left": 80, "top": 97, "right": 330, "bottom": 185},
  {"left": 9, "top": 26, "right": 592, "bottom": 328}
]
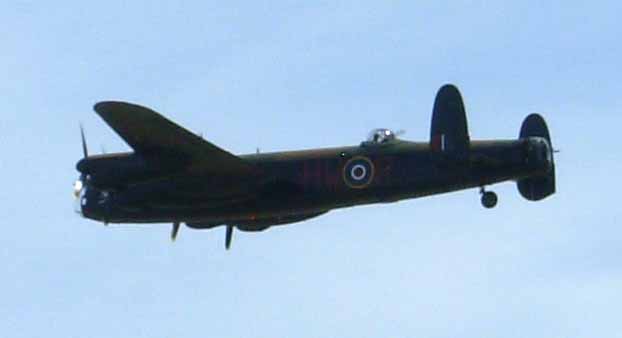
[{"left": 94, "top": 101, "right": 254, "bottom": 176}]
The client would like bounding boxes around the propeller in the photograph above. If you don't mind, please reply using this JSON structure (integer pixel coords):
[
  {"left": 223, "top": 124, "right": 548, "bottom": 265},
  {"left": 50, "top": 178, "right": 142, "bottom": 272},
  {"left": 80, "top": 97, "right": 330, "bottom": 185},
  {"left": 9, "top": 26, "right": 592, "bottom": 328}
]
[
  {"left": 80, "top": 123, "right": 89, "bottom": 158},
  {"left": 225, "top": 225, "right": 233, "bottom": 250},
  {"left": 171, "top": 222, "right": 181, "bottom": 242},
  {"left": 74, "top": 125, "right": 90, "bottom": 199}
]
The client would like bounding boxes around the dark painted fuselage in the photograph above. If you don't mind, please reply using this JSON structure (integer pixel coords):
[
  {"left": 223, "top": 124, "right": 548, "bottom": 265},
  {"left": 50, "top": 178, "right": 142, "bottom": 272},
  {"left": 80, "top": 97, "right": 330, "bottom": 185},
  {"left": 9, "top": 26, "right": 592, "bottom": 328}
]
[{"left": 79, "top": 137, "right": 552, "bottom": 230}]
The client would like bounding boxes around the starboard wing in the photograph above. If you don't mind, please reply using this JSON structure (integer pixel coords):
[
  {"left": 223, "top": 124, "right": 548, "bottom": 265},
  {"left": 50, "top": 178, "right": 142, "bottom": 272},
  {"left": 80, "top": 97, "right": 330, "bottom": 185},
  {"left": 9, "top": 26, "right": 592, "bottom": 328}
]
[{"left": 94, "top": 101, "right": 254, "bottom": 176}]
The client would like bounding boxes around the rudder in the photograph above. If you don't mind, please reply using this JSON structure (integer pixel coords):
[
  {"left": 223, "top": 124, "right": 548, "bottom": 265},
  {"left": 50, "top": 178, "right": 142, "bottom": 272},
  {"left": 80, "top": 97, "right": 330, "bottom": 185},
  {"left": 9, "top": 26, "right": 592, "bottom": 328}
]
[
  {"left": 517, "top": 114, "right": 556, "bottom": 201},
  {"left": 430, "top": 84, "right": 470, "bottom": 157}
]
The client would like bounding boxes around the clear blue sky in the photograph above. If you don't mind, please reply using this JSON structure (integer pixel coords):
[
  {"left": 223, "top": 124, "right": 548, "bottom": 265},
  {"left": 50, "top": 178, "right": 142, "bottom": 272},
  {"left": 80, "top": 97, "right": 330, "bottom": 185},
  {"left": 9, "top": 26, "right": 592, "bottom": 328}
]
[{"left": 1, "top": 1, "right": 620, "bottom": 337}]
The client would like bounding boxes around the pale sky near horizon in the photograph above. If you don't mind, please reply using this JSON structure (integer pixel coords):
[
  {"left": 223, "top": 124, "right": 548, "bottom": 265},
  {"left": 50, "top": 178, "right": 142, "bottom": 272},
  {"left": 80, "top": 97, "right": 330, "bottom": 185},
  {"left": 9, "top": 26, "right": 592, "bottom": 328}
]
[{"left": 1, "top": 1, "right": 621, "bottom": 337}]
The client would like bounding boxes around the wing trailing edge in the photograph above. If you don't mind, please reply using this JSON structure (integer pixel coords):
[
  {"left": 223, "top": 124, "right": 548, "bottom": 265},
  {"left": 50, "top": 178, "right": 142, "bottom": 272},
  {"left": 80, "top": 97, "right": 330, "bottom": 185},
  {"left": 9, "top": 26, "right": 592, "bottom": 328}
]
[{"left": 94, "top": 101, "right": 255, "bottom": 176}]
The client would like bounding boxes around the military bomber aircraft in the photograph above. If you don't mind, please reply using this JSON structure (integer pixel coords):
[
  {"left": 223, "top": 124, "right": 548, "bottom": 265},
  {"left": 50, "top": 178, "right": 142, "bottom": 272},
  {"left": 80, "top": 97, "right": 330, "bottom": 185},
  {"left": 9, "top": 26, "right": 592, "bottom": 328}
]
[{"left": 74, "top": 84, "right": 556, "bottom": 249}]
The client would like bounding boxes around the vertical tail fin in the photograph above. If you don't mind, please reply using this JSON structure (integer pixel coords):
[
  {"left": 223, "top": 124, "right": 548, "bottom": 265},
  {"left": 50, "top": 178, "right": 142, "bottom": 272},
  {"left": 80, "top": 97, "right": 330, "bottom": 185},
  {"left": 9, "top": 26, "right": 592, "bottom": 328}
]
[
  {"left": 517, "top": 114, "right": 556, "bottom": 201},
  {"left": 430, "top": 84, "right": 470, "bottom": 157}
]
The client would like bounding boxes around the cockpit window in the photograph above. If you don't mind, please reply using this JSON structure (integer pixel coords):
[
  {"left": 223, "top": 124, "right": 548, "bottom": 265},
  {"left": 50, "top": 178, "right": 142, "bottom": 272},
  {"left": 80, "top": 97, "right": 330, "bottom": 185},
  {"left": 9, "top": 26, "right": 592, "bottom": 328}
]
[{"left": 366, "top": 128, "right": 397, "bottom": 145}]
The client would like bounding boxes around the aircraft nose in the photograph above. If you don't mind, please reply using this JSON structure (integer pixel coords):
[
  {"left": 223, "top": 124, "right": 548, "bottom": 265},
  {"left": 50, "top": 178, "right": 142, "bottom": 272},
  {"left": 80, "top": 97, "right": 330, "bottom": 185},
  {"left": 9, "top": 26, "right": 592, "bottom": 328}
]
[
  {"left": 73, "top": 178, "right": 86, "bottom": 215},
  {"left": 76, "top": 187, "right": 110, "bottom": 222}
]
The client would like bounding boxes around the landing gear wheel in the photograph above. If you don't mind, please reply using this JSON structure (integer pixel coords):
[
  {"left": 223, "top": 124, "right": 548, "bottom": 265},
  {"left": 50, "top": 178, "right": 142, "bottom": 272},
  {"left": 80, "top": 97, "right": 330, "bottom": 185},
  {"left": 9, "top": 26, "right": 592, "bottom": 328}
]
[{"left": 481, "top": 191, "right": 498, "bottom": 209}]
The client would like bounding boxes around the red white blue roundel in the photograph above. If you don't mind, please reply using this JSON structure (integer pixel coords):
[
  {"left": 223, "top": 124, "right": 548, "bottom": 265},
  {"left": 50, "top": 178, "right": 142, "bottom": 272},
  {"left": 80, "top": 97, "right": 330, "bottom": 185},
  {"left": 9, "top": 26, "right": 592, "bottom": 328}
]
[{"left": 342, "top": 156, "right": 375, "bottom": 189}]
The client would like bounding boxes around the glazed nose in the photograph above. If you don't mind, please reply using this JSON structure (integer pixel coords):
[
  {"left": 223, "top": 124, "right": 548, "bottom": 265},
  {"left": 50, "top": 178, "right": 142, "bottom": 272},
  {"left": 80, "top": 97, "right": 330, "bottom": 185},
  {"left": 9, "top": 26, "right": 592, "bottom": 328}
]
[
  {"left": 73, "top": 179, "right": 86, "bottom": 215},
  {"left": 76, "top": 187, "right": 110, "bottom": 221}
]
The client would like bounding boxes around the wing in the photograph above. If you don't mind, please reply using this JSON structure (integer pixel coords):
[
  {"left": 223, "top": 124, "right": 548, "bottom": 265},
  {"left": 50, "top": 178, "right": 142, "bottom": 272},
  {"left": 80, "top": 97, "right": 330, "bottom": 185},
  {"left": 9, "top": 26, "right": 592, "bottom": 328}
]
[{"left": 94, "top": 101, "right": 254, "bottom": 176}]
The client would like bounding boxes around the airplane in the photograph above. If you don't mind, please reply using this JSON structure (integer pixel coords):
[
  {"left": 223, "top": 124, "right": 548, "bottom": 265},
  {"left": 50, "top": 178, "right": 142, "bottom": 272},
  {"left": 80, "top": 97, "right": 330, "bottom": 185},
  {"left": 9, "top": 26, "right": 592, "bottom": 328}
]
[{"left": 74, "top": 84, "right": 556, "bottom": 249}]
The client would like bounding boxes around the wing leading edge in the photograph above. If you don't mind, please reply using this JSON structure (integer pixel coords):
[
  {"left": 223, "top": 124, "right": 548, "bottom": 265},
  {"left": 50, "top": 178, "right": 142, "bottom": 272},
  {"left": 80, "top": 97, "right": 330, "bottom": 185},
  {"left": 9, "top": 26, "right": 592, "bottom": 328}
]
[{"left": 94, "top": 101, "right": 254, "bottom": 176}]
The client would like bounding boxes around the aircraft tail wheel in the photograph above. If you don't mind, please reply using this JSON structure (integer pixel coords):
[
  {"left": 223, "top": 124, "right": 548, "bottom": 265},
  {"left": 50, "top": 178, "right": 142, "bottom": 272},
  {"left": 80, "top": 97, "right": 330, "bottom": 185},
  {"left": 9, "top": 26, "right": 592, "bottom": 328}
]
[{"left": 481, "top": 191, "right": 498, "bottom": 209}]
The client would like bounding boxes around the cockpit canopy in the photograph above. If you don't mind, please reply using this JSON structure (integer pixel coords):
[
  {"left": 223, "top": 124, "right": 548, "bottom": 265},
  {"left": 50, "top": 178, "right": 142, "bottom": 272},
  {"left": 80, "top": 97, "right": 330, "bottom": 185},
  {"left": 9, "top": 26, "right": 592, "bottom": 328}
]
[{"left": 365, "top": 128, "right": 398, "bottom": 145}]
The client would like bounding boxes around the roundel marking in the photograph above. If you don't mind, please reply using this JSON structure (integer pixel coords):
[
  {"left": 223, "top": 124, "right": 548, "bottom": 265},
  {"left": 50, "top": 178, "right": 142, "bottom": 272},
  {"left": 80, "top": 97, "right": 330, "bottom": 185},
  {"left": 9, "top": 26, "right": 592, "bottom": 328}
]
[
  {"left": 350, "top": 164, "right": 367, "bottom": 180},
  {"left": 342, "top": 156, "right": 375, "bottom": 189}
]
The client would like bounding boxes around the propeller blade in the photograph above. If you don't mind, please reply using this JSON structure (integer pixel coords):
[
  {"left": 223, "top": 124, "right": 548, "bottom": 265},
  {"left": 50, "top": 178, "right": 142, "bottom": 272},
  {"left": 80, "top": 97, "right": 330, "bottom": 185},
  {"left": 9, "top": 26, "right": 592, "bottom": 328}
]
[
  {"left": 225, "top": 225, "right": 233, "bottom": 250},
  {"left": 80, "top": 124, "right": 89, "bottom": 158},
  {"left": 171, "top": 222, "right": 180, "bottom": 242}
]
